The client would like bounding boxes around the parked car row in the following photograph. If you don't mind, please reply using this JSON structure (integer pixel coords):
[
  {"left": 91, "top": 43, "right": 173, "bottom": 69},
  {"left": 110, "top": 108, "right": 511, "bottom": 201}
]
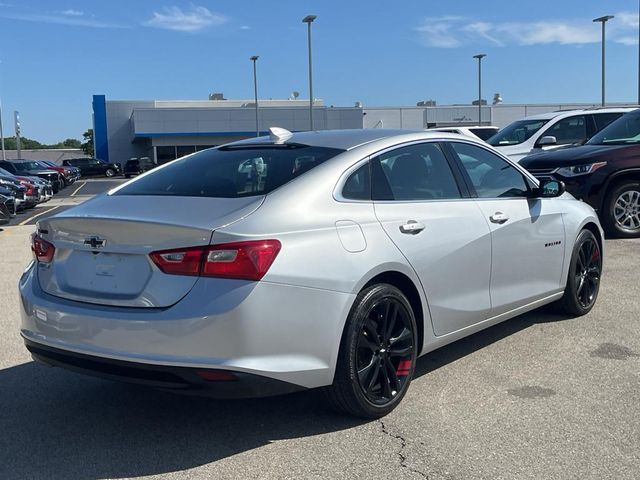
[
  {"left": 0, "top": 159, "right": 79, "bottom": 225},
  {"left": 439, "top": 107, "right": 640, "bottom": 238}
]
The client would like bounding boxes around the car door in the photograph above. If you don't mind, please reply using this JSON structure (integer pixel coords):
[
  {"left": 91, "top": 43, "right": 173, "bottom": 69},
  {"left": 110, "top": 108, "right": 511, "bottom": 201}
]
[
  {"left": 371, "top": 141, "right": 493, "bottom": 336},
  {"left": 446, "top": 141, "right": 566, "bottom": 317}
]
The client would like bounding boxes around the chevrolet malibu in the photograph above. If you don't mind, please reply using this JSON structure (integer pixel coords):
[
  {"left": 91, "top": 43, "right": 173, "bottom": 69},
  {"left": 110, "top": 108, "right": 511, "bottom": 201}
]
[{"left": 20, "top": 128, "right": 603, "bottom": 418}]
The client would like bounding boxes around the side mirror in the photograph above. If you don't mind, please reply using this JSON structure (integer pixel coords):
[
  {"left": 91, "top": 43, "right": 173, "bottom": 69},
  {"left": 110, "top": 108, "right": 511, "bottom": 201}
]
[
  {"left": 535, "top": 179, "right": 565, "bottom": 198},
  {"left": 538, "top": 135, "right": 557, "bottom": 147}
]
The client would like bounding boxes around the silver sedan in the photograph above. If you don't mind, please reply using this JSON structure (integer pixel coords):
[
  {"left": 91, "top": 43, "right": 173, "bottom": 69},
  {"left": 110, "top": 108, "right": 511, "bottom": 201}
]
[{"left": 20, "top": 128, "right": 603, "bottom": 418}]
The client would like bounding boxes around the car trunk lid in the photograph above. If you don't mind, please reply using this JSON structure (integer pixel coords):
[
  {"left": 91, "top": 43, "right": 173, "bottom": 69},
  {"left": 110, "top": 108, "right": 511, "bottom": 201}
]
[{"left": 36, "top": 194, "right": 263, "bottom": 307}]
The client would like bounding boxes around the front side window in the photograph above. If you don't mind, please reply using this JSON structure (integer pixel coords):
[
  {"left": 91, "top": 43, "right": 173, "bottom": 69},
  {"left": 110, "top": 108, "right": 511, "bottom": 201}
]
[
  {"left": 114, "top": 145, "right": 344, "bottom": 198},
  {"left": 487, "top": 119, "right": 549, "bottom": 146},
  {"left": 371, "top": 143, "right": 461, "bottom": 201},
  {"left": 543, "top": 115, "right": 587, "bottom": 146},
  {"left": 449, "top": 142, "right": 530, "bottom": 198}
]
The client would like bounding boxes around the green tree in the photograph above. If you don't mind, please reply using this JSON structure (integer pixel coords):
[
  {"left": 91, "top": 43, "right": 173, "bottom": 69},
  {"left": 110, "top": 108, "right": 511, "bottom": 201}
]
[
  {"left": 3, "top": 136, "right": 44, "bottom": 149},
  {"left": 81, "top": 128, "right": 94, "bottom": 157},
  {"left": 62, "top": 138, "right": 82, "bottom": 148}
]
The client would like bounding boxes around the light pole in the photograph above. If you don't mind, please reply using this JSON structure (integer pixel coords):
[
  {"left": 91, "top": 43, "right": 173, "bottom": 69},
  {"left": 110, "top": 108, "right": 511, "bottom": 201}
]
[
  {"left": 593, "top": 15, "right": 614, "bottom": 106},
  {"left": 637, "top": 0, "right": 639, "bottom": 104},
  {"left": 250, "top": 55, "right": 259, "bottom": 137},
  {"left": 0, "top": 98, "right": 5, "bottom": 160},
  {"left": 473, "top": 54, "right": 486, "bottom": 124},
  {"left": 0, "top": 63, "right": 5, "bottom": 161},
  {"left": 302, "top": 15, "right": 317, "bottom": 131}
]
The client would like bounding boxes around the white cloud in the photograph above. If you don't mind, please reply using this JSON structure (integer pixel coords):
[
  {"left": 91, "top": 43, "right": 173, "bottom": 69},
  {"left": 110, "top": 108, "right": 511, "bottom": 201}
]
[
  {"left": 144, "top": 5, "right": 227, "bottom": 32},
  {"left": 416, "top": 12, "right": 639, "bottom": 48},
  {"left": 0, "top": 11, "right": 127, "bottom": 28},
  {"left": 240, "top": 25, "right": 251, "bottom": 30},
  {"left": 62, "top": 9, "right": 83, "bottom": 17},
  {"left": 415, "top": 16, "right": 464, "bottom": 48}
]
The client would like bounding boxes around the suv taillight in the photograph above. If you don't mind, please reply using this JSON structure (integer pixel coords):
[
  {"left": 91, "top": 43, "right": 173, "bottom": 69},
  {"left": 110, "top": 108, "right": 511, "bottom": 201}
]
[
  {"left": 150, "top": 240, "right": 281, "bottom": 281},
  {"left": 31, "top": 234, "right": 55, "bottom": 263}
]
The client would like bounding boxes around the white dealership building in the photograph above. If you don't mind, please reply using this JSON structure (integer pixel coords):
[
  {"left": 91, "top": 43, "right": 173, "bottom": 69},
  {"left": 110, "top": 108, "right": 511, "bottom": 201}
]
[{"left": 91, "top": 94, "right": 636, "bottom": 165}]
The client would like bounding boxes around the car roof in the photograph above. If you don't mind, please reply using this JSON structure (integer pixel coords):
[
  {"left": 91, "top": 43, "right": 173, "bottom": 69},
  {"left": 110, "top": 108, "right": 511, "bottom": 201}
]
[
  {"left": 226, "top": 128, "right": 468, "bottom": 151},
  {"left": 521, "top": 107, "right": 637, "bottom": 121}
]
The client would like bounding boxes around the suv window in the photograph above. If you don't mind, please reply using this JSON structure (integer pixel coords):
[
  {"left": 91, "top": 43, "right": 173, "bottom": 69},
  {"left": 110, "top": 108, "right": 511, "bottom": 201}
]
[
  {"left": 449, "top": 142, "right": 530, "bottom": 198},
  {"left": 371, "top": 143, "right": 461, "bottom": 201},
  {"left": 542, "top": 115, "right": 587, "bottom": 146},
  {"left": 593, "top": 112, "right": 624, "bottom": 131},
  {"left": 487, "top": 119, "right": 549, "bottom": 146},
  {"left": 114, "top": 145, "right": 344, "bottom": 198}
]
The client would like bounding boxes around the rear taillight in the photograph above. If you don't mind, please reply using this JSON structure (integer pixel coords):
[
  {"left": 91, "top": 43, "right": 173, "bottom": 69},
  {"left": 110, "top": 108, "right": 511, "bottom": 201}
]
[
  {"left": 150, "top": 240, "right": 281, "bottom": 281},
  {"left": 20, "top": 181, "right": 34, "bottom": 195},
  {"left": 31, "top": 233, "right": 55, "bottom": 263}
]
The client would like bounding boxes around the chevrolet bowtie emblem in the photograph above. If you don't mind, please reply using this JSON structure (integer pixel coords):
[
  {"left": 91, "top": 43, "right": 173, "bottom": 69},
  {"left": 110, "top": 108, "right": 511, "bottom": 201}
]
[{"left": 84, "top": 236, "right": 106, "bottom": 249}]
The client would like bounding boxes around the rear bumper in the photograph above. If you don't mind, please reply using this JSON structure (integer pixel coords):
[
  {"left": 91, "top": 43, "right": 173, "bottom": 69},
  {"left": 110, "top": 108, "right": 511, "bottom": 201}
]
[
  {"left": 25, "top": 339, "right": 305, "bottom": 398},
  {"left": 20, "top": 262, "right": 354, "bottom": 391}
]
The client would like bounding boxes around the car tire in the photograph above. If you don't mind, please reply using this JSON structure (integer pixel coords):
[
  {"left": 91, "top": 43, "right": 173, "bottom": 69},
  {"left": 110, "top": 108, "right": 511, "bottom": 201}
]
[
  {"left": 557, "top": 229, "right": 602, "bottom": 317},
  {"left": 324, "top": 283, "right": 417, "bottom": 418},
  {"left": 124, "top": 174, "right": 131, "bottom": 179},
  {"left": 603, "top": 180, "right": 640, "bottom": 238},
  {"left": 105, "top": 169, "right": 115, "bottom": 178}
]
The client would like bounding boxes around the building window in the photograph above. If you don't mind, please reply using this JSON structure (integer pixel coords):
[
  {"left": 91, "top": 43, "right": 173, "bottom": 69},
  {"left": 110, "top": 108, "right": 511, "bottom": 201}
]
[
  {"left": 157, "top": 146, "right": 176, "bottom": 164},
  {"left": 177, "top": 146, "right": 197, "bottom": 158}
]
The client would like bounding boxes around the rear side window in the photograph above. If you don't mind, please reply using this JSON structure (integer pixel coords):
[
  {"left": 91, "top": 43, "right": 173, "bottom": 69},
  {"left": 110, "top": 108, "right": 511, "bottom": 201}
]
[
  {"left": 342, "top": 163, "right": 371, "bottom": 200},
  {"left": 371, "top": 143, "right": 461, "bottom": 201},
  {"left": 114, "top": 145, "right": 344, "bottom": 198},
  {"left": 593, "top": 112, "right": 623, "bottom": 131}
]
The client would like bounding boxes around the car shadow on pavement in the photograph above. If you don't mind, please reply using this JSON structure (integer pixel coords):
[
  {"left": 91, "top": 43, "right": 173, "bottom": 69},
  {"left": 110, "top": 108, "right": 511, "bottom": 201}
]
[
  {"left": 0, "top": 305, "right": 570, "bottom": 479},
  {"left": 413, "top": 303, "right": 573, "bottom": 378}
]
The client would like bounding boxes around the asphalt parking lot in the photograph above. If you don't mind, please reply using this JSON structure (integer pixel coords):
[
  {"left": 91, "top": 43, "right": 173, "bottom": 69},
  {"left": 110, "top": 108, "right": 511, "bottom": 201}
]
[
  {"left": 3, "top": 178, "right": 127, "bottom": 227},
  {"left": 0, "top": 187, "right": 638, "bottom": 479}
]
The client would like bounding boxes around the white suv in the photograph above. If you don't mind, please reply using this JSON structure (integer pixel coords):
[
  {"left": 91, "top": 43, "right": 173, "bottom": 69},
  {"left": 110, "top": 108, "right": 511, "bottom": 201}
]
[
  {"left": 487, "top": 108, "right": 635, "bottom": 162},
  {"left": 427, "top": 126, "right": 499, "bottom": 142}
]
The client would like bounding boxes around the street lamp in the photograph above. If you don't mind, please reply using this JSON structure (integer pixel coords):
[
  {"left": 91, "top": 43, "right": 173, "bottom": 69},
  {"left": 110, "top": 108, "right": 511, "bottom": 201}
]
[
  {"left": 593, "top": 15, "right": 614, "bottom": 106},
  {"left": 473, "top": 54, "right": 486, "bottom": 124},
  {"left": 302, "top": 15, "right": 317, "bottom": 131},
  {"left": 250, "top": 55, "right": 259, "bottom": 137}
]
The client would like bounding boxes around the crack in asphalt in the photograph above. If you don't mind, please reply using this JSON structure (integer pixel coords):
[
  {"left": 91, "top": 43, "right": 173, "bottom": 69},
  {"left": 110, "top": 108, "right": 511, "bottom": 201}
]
[{"left": 378, "top": 419, "right": 429, "bottom": 479}]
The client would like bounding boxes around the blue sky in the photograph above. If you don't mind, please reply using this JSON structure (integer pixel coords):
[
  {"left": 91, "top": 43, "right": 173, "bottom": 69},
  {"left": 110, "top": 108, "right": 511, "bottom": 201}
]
[{"left": 0, "top": 0, "right": 638, "bottom": 143}]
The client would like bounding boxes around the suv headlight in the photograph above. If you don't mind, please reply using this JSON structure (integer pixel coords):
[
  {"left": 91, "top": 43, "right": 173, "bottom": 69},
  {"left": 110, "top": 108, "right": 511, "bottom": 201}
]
[{"left": 556, "top": 161, "right": 607, "bottom": 177}]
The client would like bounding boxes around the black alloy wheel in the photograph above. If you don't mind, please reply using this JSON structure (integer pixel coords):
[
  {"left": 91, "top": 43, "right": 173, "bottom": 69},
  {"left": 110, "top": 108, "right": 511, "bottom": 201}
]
[
  {"left": 325, "top": 284, "right": 417, "bottom": 418},
  {"left": 558, "top": 229, "right": 602, "bottom": 316},
  {"left": 356, "top": 297, "right": 414, "bottom": 405}
]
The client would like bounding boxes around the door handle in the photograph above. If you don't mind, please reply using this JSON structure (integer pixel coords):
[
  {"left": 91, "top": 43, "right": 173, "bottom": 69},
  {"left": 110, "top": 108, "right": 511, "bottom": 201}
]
[
  {"left": 399, "top": 220, "right": 425, "bottom": 234},
  {"left": 489, "top": 212, "right": 510, "bottom": 224}
]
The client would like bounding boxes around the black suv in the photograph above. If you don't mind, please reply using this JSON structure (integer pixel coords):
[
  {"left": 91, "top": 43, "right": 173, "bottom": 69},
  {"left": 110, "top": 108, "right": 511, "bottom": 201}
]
[
  {"left": 521, "top": 109, "right": 640, "bottom": 238},
  {"left": 124, "top": 157, "right": 155, "bottom": 178},
  {"left": 63, "top": 158, "right": 121, "bottom": 177},
  {"left": 0, "top": 160, "right": 64, "bottom": 193}
]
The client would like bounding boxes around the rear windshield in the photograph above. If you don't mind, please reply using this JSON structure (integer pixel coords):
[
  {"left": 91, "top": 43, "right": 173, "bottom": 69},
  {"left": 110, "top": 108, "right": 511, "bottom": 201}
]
[
  {"left": 12, "top": 161, "right": 45, "bottom": 171},
  {"left": 469, "top": 128, "right": 499, "bottom": 141},
  {"left": 487, "top": 119, "right": 550, "bottom": 146},
  {"left": 114, "top": 144, "right": 345, "bottom": 198}
]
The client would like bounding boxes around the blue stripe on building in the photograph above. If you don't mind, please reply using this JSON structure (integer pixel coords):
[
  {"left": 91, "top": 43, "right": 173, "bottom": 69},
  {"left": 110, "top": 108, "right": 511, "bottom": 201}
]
[{"left": 92, "top": 95, "right": 109, "bottom": 162}]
